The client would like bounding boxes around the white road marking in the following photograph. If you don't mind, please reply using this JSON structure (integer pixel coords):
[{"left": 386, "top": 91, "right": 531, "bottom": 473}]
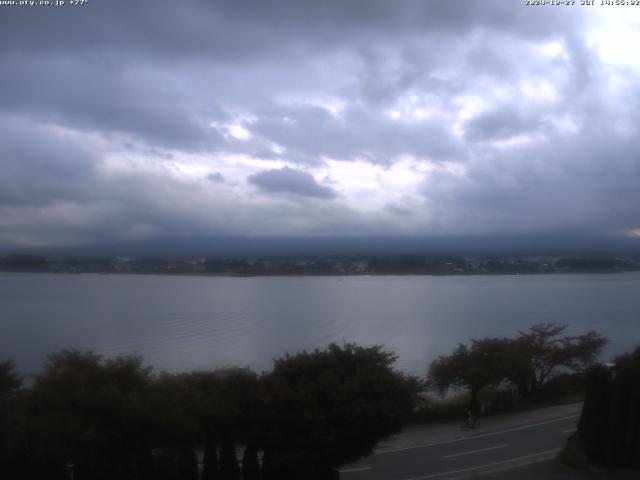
[
  {"left": 443, "top": 444, "right": 508, "bottom": 459},
  {"left": 403, "top": 448, "right": 561, "bottom": 480},
  {"left": 562, "top": 428, "right": 576, "bottom": 434},
  {"left": 376, "top": 414, "right": 579, "bottom": 454},
  {"left": 338, "top": 466, "right": 372, "bottom": 473},
  {"left": 478, "top": 452, "right": 555, "bottom": 477}
]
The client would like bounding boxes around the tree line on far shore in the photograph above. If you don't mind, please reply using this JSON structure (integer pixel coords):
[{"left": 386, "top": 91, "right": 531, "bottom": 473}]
[{"left": 3, "top": 253, "right": 639, "bottom": 276}]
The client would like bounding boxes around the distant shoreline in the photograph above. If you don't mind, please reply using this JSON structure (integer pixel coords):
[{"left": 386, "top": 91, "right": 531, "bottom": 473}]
[
  {"left": 2, "top": 252, "right": 639, "bottom": 277},
  {"left": 2, "top": 270, "right": 640, "bottom": 278}
]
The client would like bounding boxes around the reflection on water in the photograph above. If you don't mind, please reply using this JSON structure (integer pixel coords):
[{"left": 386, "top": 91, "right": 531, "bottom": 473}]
[{"left": 1, "top": 272, "right": 639, "bottom": 376}]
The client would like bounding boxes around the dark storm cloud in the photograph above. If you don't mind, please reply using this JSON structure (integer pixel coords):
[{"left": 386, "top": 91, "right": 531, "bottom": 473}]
[
  {"left": 0, "top": 1, "right": 575, "bottom": 57},
  {"left": 250, "top": 103, "right": 464, "bottom": 164},
  {"left": 0, "top": 55, "right": 226, "bottom": 149},
  {"left": 0, "top": 0, "right": 638, "bottom": 247},
  {"left": 0, "top": 114, "right": 100, "bottom": 207},
  {"left": 0, "top": 0, "right": 578, "bottom": 151},
  {"left": 422, "top": 106, "right": 640, "bottom": 235},
  {"left": 248, "top": 167, "right": 337, "bottom": 199},
  {"left": 0, "top": 0, "right": 582, "bottom": 159}
]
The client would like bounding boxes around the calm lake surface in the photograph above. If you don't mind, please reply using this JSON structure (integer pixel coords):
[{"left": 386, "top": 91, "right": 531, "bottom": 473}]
[{"left": 1, "top": 272, "right": 639, "bottom": 376}]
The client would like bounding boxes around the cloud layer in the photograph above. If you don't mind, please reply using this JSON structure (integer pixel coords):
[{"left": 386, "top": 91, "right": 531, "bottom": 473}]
[{"left": 1, "top": 1, "right": 640, "bottom": 247}]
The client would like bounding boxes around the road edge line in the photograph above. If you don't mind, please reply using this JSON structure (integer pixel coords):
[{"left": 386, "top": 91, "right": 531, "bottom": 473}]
[
  {"left": 376, "top": 414, "right": 579, "bottom": 454},
  {"left": 403, "top": 448, "right": 561, "bottom": 480}
]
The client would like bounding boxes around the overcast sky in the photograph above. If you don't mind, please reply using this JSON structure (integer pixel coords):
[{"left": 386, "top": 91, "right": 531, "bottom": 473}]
[{"left": 1, "top": 1, "right": 640, "bottom": 249}]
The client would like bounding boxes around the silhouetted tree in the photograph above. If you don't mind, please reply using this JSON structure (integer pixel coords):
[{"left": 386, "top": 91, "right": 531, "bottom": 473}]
[
  {"left": 6, "top": 343, "right": 421, "bottom": 479},
  {"left": 429, "top": 338, "right": 511, "bottom": 413},
  {"left": 430, "top": 324, "right": 608, "bottom": 410},
  {"left": 219, "top": 431, "right": 241, "bottom": 480},
  {"left": 577, "top": 346, "right": 640, "bottom": 467},
  {"left": 0, "top": 360, "right": 21, "bottom": 400},
  {"left": 262, "top": 343, "right": 420, "bottom": 477},
  {"left": 260, "top": 449, "right": 278, "bottom": 480},
  {"left": 201, "top": 432, "right": 219, "bottom": 480},
  {"left": 0, "top": 360, "right": 23, "bottom": 477},
  {"left": 242, "top": 445, "right": 260, "bottom": 480},
  {"left": 28, "top": 350, "right": 156, "bottom": 480},
  {"left": 577, "top": 365, "right": 614, "bottom": 463},
  {"left": 149, "top": 373, "right": 203, "bottom": 480},
  {"left": 513, "top": 323, "right": 607, "bottom": 396},
  {"left": 156, "top": 449, "right": 179, "bottom": 480},
  {"left": 185, "top": 368, "right": 262, "bottom": 479},
  {"left": 608, "top": 346, "right": 640, "bottom": 466},
  {"left": 177, "top": 446, "right": 198, "bottom": 480}
]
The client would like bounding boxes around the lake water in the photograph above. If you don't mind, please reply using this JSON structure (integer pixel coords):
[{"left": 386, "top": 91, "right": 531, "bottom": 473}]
[{"left": 1, "top": 272, "right": 639, "bottom": 376}]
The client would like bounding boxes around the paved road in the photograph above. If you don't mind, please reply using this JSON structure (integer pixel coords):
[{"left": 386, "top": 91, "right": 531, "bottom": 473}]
[{"left": 339, "top": 414, "right": 579, "bottom": 480}]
